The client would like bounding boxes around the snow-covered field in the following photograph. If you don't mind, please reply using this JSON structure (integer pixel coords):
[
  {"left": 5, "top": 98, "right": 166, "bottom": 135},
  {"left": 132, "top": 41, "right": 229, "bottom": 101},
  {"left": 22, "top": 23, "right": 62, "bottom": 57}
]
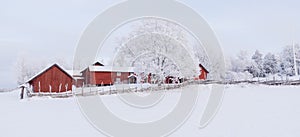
[{"left": 1, "top": 84, "right": 300, "bottom": 137}]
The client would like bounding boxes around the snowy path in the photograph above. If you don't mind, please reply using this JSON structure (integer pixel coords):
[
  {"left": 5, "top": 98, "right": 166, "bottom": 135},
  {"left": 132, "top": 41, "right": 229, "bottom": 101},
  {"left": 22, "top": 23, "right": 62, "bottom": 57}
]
[{"left": 0, "top": 85, "right": 300, "bottom": 137}]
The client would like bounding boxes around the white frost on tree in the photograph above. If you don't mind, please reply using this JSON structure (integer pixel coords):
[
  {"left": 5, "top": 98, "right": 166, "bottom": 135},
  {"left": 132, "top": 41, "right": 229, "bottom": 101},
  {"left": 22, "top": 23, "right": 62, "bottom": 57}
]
[
  {"left": 15, "top": 54, "right": 45, "bottom": 85},
  {"left": 278, "top": 45, "right": 300, "bottom": 76},
  {"left": 224, "top": 51, "right": 253, "bottom": 81},
  {"left": 230, "top": 51, "right": 250, "bottom": 73},
  {"left": 263, "top": 53, "right": 278, "bottom": 75},
  {"left": 249, "top": 50, "right": 264, "bottom": 77},
  {"left": 113, "top": 18, "right": 210, "bottom": 82}
]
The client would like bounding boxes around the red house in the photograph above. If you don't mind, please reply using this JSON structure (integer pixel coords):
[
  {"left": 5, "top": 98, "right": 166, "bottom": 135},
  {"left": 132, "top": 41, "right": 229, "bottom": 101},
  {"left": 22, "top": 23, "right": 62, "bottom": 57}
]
[
  {"left": 27, "top": 64, "right": 73, "bottom": 93},
  {"left": 81, "top": 62, "right": 134, "bottom": 86},
  {"left": 199, "top": 64, "right": 209, "bottom": 80}
]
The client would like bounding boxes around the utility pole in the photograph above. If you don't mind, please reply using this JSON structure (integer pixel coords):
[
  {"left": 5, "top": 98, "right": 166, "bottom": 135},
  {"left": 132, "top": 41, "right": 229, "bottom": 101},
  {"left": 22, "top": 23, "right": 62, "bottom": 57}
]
[
  {"left": 292, "top": 25, "right": 299, "bottom": 76},
  {"left": 293, "top": 40, "right": 299, "bottom": 76}
]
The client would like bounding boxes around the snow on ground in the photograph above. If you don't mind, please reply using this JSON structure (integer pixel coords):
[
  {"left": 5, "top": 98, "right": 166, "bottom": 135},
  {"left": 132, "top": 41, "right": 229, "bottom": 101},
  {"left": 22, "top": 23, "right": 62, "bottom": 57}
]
[
  {"left": 0, "top": 91, "right": 100, "bottom": 137},
  {"left": 1, "top": 84, "right": 300, "bottom": 137}
]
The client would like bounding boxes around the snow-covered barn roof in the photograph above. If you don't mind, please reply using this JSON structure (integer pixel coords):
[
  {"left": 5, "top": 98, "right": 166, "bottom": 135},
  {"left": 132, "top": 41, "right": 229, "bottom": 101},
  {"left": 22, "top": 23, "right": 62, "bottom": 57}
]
[
  {"left": 26, "top": 63, "right": 73, "bottom": 83},
  {"left": 199, "top": 64, "right": 209, "bottom": 73},
  {"left": 87, "top": 66, "right": 135, "bottom": 72}
]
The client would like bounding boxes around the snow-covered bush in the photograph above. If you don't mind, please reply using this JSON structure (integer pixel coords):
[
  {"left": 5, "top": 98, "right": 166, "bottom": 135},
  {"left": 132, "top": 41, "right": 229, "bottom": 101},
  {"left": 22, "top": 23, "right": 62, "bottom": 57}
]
[{"left": 224, "top": 71, "right": 253, "bottom": 81}]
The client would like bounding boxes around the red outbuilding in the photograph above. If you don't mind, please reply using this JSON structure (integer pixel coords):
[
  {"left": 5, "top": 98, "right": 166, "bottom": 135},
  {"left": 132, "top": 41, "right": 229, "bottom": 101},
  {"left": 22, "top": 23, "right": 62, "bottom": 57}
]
[
  {"left": 199, "top": 64, "right": 209, "bottom": 80},
  {"left": 67, "top": 70, "right": 84, "bottom": 88},
  {"left": 81, "top": 62, "right": 134, "bottom": 86},
  {"left": 27, "top": 64, "right": 73, "bottom": 93},
  {"left": 165, "top": 76, "right": 176, "bottom": 84}
]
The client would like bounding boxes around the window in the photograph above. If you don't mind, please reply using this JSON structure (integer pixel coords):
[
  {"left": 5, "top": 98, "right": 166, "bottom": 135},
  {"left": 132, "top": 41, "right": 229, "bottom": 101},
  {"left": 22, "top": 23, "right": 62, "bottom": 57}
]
[{"left": 117, "top": 72, "right": 121, "bottom": 76}]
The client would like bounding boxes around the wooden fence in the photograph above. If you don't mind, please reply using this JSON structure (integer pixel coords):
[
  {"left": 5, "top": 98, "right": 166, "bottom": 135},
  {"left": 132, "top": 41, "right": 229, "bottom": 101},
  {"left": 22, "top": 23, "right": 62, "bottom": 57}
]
[{"left": 24, "top": 79, "right": 300, "bottom": 98}]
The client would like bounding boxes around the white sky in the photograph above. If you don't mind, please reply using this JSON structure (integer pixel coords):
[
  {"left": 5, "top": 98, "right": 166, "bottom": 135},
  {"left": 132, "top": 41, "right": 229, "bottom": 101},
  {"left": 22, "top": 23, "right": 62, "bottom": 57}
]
[{"left": 1, "top": 0, "right": 300, "bottom": 89}]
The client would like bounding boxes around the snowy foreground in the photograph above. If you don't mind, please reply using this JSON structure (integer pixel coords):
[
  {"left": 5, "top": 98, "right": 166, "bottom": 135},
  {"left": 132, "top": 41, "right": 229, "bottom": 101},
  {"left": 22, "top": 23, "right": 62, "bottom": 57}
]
[{"left": 1, "top": 84, "right": 300, "bottom": 137}]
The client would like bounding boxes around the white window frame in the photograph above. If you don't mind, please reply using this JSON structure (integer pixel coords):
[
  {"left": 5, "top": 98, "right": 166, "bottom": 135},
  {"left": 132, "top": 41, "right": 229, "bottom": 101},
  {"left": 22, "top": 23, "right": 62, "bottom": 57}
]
[{"left": 117, "top": 72, "right": 122, "bottom": 76}]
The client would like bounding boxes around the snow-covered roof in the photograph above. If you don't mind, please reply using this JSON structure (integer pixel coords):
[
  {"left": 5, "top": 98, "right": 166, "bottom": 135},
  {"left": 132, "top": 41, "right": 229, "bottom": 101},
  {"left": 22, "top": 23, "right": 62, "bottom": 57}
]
[
  {"left": 18, "top": 83, "right": 28, "bottom": 88},
  {"left": 128, "top": 73, "right": 138, "bottom": 78},
  {"left": 73, "top": 76, "right": 84, "bottom": 80},
  {"left": 199, "top": 64, "right": 209, "bottom": 73},
  {"left": 88, "top": 66, "right": 134, "bottom": 72},
  {"left": 26, "top": 63, "right": 73, "bottom": 83},
  {"left": 66, "top": 70, "right": 82, "bottom": 76}
]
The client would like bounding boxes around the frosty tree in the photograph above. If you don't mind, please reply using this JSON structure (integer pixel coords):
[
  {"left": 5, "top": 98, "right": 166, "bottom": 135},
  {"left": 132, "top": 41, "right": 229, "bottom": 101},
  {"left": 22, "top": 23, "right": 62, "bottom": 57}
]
[
  {"left": 224, "top": 51, "right": 253, "bottom": 81},
  {"left": 15, "top": 54, "right": 45, "bottom": 85},
  {"left": 112, "top": 18, "right": 210, "bottom": 82},
  {"left": 230, "top": 50, "right": 250, "bottom": 73},
  {"left": 292, "top": 43, "right": 300, "bottom": 75},
  {"left": 16, "top": 55, "right": 31, "bottom": 85},
  {"left": 248, "top": 50, "right": 264, "bottom": 77},
  {"left": 263, "top": 53, "right": 278, "bottom": 75},
  {"left": 278, "top": 45, "right": 300, "bottom": 76}
]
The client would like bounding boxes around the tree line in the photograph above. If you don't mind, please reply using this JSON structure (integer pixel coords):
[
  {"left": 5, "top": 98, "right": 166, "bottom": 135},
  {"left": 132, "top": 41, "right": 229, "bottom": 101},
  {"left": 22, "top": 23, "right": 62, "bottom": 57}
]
[{"left": 225, "top": 44, "right": 300, "bottom": 81}]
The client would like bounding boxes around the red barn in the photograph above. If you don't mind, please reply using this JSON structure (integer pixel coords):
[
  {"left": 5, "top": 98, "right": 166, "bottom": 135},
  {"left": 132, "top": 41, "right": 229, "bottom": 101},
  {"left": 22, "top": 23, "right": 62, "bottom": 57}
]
[
  {"left": 199, "top": 64, "right": 209, "bottom": 80},
  {"left": 27, "top": 64, "right": 73, "bottom": 93},
  {"left": 81, "top": 62, "right": 134, "bottom": 86}
]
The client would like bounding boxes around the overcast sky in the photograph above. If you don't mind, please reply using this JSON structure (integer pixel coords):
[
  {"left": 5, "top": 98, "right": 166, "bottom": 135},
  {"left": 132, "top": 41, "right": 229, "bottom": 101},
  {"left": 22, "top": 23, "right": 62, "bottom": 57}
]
[{"left": 1, "top": 0, "right": 300, "bottom": 89}]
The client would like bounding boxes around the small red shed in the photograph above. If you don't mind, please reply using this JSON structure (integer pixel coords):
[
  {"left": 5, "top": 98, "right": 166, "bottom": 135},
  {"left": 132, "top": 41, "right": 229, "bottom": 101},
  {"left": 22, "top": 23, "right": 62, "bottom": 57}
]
[
  {"left": 165, "top": 76, "right": 176, "bottom": 84},
  {"left": 27, "top": 64, "right": 73, "bottom": 93},
  {"left": 199, "top": 64, "right": 209, "bottom": 80},
  {"left": 67, "top": 70, "right": 84, "bottom": 87},
  {"left": 148, "top": 73, "right": 152, "bottom": 83}
]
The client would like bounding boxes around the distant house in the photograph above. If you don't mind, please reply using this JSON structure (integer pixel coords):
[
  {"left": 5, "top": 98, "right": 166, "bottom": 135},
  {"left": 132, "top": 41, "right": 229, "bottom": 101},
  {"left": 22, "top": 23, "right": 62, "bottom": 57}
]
[
  {"left": 199, "top": 64, "right": 209, "bottom": 80},
  {"left": 128, "top": 73, "right": 138, "bottom": 84},
  {"left": 26, "top": 64, "right": 73, "bottom": 93},
  {"left": 165, "top": 76, "right": 176, "bottom": 84},
  {"left": 81, "top": 62, "right": 135, "bottom": 86},
  {"left": 66, "top": 70, "right": 84, "bottom": 88}
]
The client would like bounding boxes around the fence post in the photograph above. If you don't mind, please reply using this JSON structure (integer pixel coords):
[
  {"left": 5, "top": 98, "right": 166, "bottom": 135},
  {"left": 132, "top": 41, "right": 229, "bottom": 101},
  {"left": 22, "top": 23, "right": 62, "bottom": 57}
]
[
  {"left": 82, "top": 86, "right": 84, "bottom": 96},
  {"left": 65, "top": 84, "right": 68, "bottom": 96},
  {"left": 109, "top": 82, "right": 112, "bottom": 95},
  {"left": 20, "top": 86, "right": 24, "bottom": 99},
  {"left": 122, "top": 83, "right": 124, "bottom": 94},
  {"left": 49, "top": 85, "right": 52, "bottom": 95}
]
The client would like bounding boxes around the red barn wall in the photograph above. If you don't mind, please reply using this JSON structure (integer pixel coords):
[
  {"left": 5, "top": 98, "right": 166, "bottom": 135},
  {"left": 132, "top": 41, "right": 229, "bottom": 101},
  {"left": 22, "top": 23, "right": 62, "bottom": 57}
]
[
  {"left": 74, "top": 79, "right": 84, "bottom": 87},
  {"left": 119, "top": 72, "right": 130, "bottom": 82},
  {"left": 29, "top": 66, "right": 73, "bottom": 92},
  {"left": 82, "top": 69, "right": 90, "bottom": 85},
  {"left": 91, "top": 72, "right": 115, "bottom": 85},
  {"left": 84, "top": 71, "right": 131, "bottom": 85},
  {"left": 199, "top": 71, "right": 208, "bottom": 80}
]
